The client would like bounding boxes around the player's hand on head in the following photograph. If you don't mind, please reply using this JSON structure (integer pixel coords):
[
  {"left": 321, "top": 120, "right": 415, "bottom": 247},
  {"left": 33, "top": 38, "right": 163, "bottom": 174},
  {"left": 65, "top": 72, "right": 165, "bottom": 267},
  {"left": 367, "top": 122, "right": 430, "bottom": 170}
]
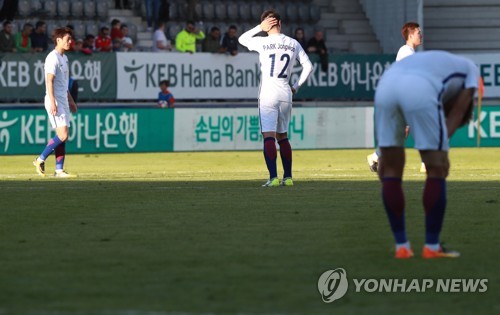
[{"left": 260, "top": 17, "right": 278, "bottom": 32}]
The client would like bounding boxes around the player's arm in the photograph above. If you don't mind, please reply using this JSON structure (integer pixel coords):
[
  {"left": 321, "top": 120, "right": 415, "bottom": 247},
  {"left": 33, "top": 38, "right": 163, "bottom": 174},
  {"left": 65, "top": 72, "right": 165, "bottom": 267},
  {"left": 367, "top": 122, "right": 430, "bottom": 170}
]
[
  {"left": 238, "top": 25, "right": 260, "bottom": 48},
  {"left": 292, "top": 48, "right": 314, "bottom": 93},
  {"left": 46, "top": 73, "right": 57, "bottom": 115},
  {"left": 68, "top": 90, "right": 77, "bottom": 113},
  {"left": 444, "top": 88, "right": 475, "bottom": 138}
]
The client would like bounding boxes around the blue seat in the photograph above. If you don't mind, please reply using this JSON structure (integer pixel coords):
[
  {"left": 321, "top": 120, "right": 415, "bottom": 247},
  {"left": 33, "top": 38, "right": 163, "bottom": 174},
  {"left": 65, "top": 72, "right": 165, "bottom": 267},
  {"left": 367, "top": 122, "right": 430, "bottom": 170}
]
[
  {"left": 83, "top": 0, "right": 96, "bottom": 18},
  {"left": 43, "top": 0, "right": 58, "bottom": 18},
  {"left": 238, "top": 1, "right": 251, "bottom": 21},
  {"left": 202, "top": 1, "right": 214, "bottom": 21},
  {"left": 72, "top": 21, "right": 86, "bottom": 39},
  {"left": 85, "top": 21, "right": 99, "bottom": 37},
  {"left": 310, "top": 4, "right": 321, "bottom": 22},
  {"left": 71, "top": 0, "right": 84, "bottom": 18},
  {"left": 18, "top": 0, "right": 31, "bottom": 17},
  {"left": 96, "top": 1, "right": 108, "bottom": 20},
  {"left": 57, "top": 0, "right": 70, "bottom": 18},
  {"left": 285, "top": 4, "right": 298, "bottom": 23},
  {"left": 214, "top": 1, "right": 227, "bottom": 21}
]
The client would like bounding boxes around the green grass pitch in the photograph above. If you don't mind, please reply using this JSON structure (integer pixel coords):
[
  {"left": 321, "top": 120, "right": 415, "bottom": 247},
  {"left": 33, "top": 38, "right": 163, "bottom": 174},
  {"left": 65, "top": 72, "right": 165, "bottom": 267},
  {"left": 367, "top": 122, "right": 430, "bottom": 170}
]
[{"left": 0, "top": 148, "right": 498, "bottom": 315}]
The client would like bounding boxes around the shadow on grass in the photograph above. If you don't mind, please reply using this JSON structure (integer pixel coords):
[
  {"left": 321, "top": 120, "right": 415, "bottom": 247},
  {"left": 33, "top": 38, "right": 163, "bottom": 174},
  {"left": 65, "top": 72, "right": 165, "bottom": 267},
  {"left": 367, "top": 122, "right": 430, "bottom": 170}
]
[{"left": 0, "top": 180, "right": 498, "bottom": 315}]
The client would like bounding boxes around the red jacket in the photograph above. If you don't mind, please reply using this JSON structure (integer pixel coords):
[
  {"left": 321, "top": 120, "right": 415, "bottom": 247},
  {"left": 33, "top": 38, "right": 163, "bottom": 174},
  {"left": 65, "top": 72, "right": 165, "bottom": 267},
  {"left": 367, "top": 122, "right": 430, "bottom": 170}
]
[{"left": 95, "top": 35, "right": 112, "bottom": 52}]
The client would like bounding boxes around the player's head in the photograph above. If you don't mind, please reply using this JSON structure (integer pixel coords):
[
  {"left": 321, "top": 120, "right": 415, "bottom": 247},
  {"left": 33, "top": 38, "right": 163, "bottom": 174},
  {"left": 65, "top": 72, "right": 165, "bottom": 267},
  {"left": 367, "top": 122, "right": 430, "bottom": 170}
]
[
  {"left": 401, "top": 22, "right": 422, "bottom": 46},
  {"left": 261, "top": 10, "right": 281, "bottom": 33},
  {"left": 160, "top": 80, "right": 170, "bottom": 90},
  {"left": 52, "top": 27, "right": 73, "bottom": 49}
]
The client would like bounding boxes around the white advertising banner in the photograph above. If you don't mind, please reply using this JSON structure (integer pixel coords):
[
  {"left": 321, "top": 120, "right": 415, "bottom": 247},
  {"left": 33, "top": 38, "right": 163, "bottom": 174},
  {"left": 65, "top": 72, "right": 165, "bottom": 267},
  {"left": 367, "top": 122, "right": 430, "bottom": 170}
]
[
  {"left": 116, "top": 52, "right": 259, "bottom": 100},
  {"left": 463, "top": 53, "right": 500, "bottom": 98},
  {"left": 173, "top": 107, "right": 375, "bottom": 151}
]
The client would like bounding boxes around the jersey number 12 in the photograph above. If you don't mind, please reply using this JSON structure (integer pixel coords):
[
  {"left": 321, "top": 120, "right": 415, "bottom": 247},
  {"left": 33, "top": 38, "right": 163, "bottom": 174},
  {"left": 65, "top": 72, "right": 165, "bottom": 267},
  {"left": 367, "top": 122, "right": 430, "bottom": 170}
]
[{"left": 269, "top": 53, "right": 291, "bottom": 78}]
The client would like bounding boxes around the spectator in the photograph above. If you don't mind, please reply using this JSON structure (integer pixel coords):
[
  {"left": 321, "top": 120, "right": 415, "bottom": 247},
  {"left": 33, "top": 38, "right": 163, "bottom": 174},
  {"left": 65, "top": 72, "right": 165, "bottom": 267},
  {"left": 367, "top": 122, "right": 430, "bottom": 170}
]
[
  {"left": 306, "top": 29, "right": 328, "bottom": 72},
  {"left": 294, "top": 27, "right": 307, "bottom": 50},
  {"left": 158, "top": 80, "right": 175, "bottom": 108},
  {"left": 31, "top": 21, "right": 49, "bottom": 52},
  {"left": 95, "top": 27, "right": 112, "bottom": 52},
  {"left": 221, "top": 25, "right": 238, "bottom": 56},
  {"left": 111, "top": 19, "right": 122, "bottom": 41},
  {"left": 110, "top": 19, "right": 123, "bottom": 51},
  {"left": 146, "top": 0, "right": 161, "bottom": 31},
  {"left": 175, "top": 20, "right": 205, "bottom": 53},
  {"left": 202, "top": 26, "right": 223, "bottom": 53},
  {"left": 120, "top": 24, "right": 134, "bottom": 52},
  {"left": 0, "top": 20, "right": 16, "bottom": 52},
  {"left": 82, "top": 34, "right": 95, "bottom": 54},
  {"left": 73, "top": 38, "right": 83, "bottom": 53},
  {"left": 15, "top": 23, "right": 33, "bottom": 53},
  {"left": 152, "top": 22, "right": 171, "bottom": 52}
]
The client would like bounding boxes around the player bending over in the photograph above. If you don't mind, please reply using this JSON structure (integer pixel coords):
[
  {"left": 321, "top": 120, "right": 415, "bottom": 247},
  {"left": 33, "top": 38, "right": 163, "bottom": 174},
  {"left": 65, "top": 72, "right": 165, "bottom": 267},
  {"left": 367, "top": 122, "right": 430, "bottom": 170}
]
[
  {"left": 33, "top": 27, "right": 78, "bottom": 177},
  {"left": 239, "top": 10, "right": 313, "bottom": 187},
  {"left": 375, "top": 51, "right": 478, "bottom": 259}
]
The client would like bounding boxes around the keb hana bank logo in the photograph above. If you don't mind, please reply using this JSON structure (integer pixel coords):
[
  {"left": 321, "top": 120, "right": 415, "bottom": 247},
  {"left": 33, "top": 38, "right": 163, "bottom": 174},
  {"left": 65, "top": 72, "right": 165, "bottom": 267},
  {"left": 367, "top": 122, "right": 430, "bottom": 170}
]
[{"left": 318, "top": 267, "right": 488, "bottom": 303}]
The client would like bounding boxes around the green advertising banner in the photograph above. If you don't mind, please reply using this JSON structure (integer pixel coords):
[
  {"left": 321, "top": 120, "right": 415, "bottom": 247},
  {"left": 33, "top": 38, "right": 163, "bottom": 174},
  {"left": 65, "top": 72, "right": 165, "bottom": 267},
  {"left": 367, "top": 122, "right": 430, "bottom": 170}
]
[
  {"left": 295, "top": 54, "right": 395, "bottom": 100},
  {"left": 0, "top": 108, "right": 173, "bottom": 155},
  {"left": 0, "top": 52, "right": 116, "bottom": 101},
  {"left": 404, "top": 106, "right": 500, "bottom": 147}
]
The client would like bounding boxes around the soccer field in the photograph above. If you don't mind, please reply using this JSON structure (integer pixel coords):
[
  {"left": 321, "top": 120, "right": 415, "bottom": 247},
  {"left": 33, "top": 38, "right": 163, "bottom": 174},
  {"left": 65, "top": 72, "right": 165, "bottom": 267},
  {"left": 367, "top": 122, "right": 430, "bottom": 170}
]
[{"left": 0, "top": 149, "right": 498, "bottom": 315}]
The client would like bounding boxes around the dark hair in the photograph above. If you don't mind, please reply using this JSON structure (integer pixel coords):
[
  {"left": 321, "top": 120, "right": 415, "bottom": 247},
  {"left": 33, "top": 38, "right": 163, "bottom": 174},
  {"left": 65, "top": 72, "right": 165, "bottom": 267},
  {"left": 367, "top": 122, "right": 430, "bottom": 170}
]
[
  {"left": 210, "top": 26, "right": 220, "bottom": 32},
  {"left": 261, "top": 10, "right": 281, "bottom": 22},
  {"left": 186, "top": 20, "right": 195, "bottom": 26},
  {"left": 228, "top": 25, "right": 237, "bottom": 30},
  {"left": 35, "top": 21, "right": 46, "bottom": 29},
  {"left": 85, "top": 34, "right": 95, "bottom": 40},
  {"left": 100, "top": 26, "right": 109, "bottom": 32},
  {"left": 160, "top": 80, "right": 170, "bottom": 86},
  {"left": 111, "top": 19, "right": 121, "bottom": 27},
  {"left": 52, "top": 27, "right": 73, "bottom": 45},
  {"left": 120, "top": 24, "right": 128, "bottom": 30},
  {"left": 294, "top": 27, "right": 304, "bottom": 34},
  {"left": 2, "top": 20, "right": 12, "bottom": 28},
  {"left": 23, "top": 23, "right": 33, "bottom": 31}
]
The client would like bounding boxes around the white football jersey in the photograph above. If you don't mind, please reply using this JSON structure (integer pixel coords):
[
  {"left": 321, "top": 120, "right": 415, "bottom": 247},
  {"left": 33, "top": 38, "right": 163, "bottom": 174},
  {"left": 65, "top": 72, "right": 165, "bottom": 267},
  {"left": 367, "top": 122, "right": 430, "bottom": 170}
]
[
  {"left": 382, "top": 51, "right": 479, "bottom": 104},
  {"left": 395, "top": 44, "right": 415, "bottom": 61},
  {"left": 239, "top": 25, "right": 312, "bottom": 103},
  {"left": 44, "top": 49, "right": 70, "bottom": 110}
]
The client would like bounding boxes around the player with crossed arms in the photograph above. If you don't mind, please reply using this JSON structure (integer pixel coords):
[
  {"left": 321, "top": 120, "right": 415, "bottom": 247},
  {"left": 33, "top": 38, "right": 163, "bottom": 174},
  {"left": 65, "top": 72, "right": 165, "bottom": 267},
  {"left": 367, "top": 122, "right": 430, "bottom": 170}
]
[{"left": 239, "top": 10, "right": 313, "bottom": 187}]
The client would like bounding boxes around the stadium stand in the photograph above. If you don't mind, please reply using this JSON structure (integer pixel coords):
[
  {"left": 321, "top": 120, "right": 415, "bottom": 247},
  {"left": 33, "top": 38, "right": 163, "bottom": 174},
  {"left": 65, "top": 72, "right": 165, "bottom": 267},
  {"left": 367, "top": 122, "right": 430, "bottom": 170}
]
[{"left": 423, "top": 0, "right": 500, "bottom": 53}]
